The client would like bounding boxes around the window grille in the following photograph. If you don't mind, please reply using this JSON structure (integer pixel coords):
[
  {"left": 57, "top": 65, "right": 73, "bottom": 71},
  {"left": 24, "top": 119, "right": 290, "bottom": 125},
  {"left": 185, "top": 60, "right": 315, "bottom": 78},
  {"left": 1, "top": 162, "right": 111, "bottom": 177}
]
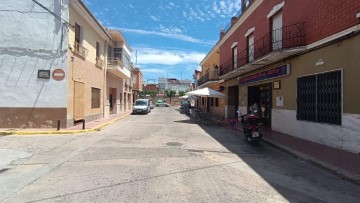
[{"left": 297, "top": 70, "right": 341, "bottom": 125}]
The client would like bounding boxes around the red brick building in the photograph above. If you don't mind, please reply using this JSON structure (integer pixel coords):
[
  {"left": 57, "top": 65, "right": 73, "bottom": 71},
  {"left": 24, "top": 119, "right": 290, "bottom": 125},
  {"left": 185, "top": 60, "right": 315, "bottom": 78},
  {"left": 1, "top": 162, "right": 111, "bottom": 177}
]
[
  {"left": 144, "top": 84, "right": 158, "bottom": 92},
  {"left": 208, "top": 0, "right": 360, "bottom": 174}
]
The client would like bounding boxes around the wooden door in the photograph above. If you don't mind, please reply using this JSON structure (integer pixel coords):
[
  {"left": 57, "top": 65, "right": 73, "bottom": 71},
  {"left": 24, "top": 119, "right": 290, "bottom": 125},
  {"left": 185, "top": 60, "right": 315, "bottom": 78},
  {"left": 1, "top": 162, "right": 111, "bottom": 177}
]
[{"left": 74, "top": 81, "right": 85, "bottom": 121}]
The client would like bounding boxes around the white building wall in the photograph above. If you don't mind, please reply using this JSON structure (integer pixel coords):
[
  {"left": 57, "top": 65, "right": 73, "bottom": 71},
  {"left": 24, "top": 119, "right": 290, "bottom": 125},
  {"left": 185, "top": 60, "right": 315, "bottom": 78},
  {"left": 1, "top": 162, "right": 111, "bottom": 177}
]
[
  {"left": 0, "top": 0, "right": 69, "bottom": 108},
  {"left": 272, "top": 109, "right": 360, "bottom": 154}
]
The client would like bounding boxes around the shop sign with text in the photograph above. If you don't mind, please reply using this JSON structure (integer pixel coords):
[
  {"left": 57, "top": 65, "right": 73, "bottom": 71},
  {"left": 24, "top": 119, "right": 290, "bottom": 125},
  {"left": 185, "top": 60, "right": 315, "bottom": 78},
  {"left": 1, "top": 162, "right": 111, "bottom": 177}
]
[{"left": 239, "top": 64, "right": 290, "bottom": 85}]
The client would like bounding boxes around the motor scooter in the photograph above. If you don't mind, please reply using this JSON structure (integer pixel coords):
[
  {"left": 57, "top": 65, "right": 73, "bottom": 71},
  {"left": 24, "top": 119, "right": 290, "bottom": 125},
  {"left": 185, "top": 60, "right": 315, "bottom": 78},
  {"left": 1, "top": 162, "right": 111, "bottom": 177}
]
[{"left": 239, "top": 109, "right": 263, "bottom": 143}]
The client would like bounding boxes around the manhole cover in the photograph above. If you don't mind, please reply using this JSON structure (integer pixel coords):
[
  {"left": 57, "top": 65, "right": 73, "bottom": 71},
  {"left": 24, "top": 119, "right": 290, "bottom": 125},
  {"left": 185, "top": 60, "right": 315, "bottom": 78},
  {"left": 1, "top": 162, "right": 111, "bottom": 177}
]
[{"left": 166, "top": 142, "right": 183, "bottom": 147}]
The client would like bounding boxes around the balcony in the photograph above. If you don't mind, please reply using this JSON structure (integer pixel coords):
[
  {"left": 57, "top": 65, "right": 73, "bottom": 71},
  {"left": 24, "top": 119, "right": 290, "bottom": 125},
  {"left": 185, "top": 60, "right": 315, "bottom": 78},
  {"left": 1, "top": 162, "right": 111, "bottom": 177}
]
[
  {"left": 73, "top": 42, "right": 88, "bottom": 58},
  {"left": 107, "top": 57, "right": 131, "bottom": 79},
  {"left": 197, "top": 71, "right": 223, "bottom": 88},
  {"left": 132, "top": 80, "right": 143, "bottom": 91},
  {"left": 95, "top": 57, "right": 103, "bottom": 68},
  {"left": 220, "top": 22, "right": 306, "bottom": 79}
]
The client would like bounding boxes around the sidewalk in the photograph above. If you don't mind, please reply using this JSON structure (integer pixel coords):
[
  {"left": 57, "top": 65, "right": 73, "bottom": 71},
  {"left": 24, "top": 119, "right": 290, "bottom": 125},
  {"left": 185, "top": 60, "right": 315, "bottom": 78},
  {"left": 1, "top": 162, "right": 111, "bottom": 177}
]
[
  {"left": 223, "top": 118, "right": 360, "bottom": 182},
  {"left": 0, "top": 111, "right": 132, "bottom": 135},
  {"left": 259, "top": 128, "right": 360, "bottom": 183}
]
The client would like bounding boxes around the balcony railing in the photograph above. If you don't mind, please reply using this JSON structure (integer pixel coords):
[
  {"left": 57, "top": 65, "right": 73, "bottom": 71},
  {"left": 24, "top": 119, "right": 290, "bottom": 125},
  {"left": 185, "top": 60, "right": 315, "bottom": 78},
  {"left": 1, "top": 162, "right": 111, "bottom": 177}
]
[
  {"left": 107, "top": 57, "right": 123, "bottom": 67},
  {"left": 95, "top": 57, "right": 103, "bottom": 68},
  {"left": 198, "top": 71, "right": 220, "bottom": 86},
  {"left": 220, "top": 22, "right": 306, "bottom": 76},
  {"left": 223, "top": 0, "right": 253, "bottom": 34},
  {"left": 73, "top": 42, "right": 88, "bottom": 57}
]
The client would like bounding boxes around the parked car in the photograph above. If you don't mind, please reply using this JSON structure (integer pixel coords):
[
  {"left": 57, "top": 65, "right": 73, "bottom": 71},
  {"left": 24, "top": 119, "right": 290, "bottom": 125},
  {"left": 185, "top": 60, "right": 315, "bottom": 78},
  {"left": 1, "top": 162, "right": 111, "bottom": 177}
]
[
  {"left": 156, "top": 100, "right": 166, "bottom": 107},
  {"left": 150, "top": 101, "right": 154, "bottom": 109},
  {"left": 133, "top": 99, "right": 151, "bottom": 114}
]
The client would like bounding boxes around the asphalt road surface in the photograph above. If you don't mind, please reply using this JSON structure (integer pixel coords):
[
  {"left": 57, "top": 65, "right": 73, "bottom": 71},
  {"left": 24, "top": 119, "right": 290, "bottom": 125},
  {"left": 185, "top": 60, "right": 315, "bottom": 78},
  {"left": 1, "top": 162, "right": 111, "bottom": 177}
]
[{"left": 0, "top": 107, "right": 359, "bottom": 202}]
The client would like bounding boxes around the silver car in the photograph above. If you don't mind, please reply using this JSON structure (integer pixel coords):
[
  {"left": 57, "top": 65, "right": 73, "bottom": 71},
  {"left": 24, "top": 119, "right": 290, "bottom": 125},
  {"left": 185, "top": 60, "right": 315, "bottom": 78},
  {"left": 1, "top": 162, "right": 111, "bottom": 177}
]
[{"left": 132, "top": 99, "right": 151, "bottom": 114}]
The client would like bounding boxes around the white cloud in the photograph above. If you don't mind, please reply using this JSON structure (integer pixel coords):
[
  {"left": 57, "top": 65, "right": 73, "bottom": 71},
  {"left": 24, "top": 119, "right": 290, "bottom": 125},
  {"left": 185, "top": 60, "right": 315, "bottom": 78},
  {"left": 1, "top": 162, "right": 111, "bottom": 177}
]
[
  {"left": 141, "top": 68, "right": 167, "bottom": 73},
  {"left": 149, "top": 15, "right": 160, "bottom": 21},
  {"left": 132, "top": 47, "right": 206, "bottom": 66},
  {"left": 119, "top": 27, "right": 215, "bottom": 45},
  {"left": 159, "top": 25, "right": 182, "bottom": 34}
]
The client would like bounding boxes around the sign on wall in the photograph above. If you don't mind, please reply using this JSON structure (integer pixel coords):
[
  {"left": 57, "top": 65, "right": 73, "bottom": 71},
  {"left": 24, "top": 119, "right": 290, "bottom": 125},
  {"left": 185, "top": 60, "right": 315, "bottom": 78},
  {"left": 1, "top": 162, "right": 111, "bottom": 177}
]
[
  {"left": 52, "top": 69, "right": 65, "bottom": 81},
  {"left": 239, "top": 64, "right": 290, "bottom": 85},
  {"left": 38, "top": 70, "right": 50, "bottom": 79}
]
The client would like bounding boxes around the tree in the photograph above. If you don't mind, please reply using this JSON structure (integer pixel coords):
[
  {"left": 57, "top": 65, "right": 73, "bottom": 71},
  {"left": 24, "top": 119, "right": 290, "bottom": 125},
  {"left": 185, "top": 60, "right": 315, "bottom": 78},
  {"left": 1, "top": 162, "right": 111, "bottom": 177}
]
[
  {"left": 148, "top": 90, "right": 157, "bottom": 100},
  {"left": 164, "top": 89, "right": 176, "bottom": 104},
  {"left": 178, "top": 90, "right": 186, "bottom": 96},
  {"left": 138, "top": 90, "right": 148, "bottom": 98}
]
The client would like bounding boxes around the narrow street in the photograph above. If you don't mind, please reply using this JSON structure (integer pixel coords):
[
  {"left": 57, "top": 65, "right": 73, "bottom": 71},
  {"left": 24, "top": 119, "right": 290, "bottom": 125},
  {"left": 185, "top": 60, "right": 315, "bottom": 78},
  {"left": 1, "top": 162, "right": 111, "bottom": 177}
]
[{"left": 0, "top": 107, "right": 359, "bottom": 202}]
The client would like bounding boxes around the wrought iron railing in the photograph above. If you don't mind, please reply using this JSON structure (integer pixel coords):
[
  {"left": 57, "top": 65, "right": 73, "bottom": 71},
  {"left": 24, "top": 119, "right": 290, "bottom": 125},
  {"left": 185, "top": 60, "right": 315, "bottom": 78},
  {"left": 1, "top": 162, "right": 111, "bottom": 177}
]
[
  {"left": 95, "top": 57, "right": 103, "bottom": 67},
  {"left": 107, "top": 57, "right": 123, "bottom": 67},
  {"left": 197, "top": 71, "right": 220, "bottom": 86},
  {"left": 73, "top": 42, "right": 88, "bottom": 57},
  {"left": 223, "top": 0, "right": 253, "bottom": 33},
  {"left": 220, "top": 22, "right": 306, "bottom": 76}
]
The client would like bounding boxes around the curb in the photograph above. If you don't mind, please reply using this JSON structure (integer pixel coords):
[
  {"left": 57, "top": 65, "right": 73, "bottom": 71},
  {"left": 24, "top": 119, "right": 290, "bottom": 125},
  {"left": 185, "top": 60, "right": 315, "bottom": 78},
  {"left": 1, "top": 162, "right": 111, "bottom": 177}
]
[
  {"left": 261, "top": 138, "right": 360, "bottom": 185},
  {"left": 0, "top": 114, "right": 130, "bottom": 136}
]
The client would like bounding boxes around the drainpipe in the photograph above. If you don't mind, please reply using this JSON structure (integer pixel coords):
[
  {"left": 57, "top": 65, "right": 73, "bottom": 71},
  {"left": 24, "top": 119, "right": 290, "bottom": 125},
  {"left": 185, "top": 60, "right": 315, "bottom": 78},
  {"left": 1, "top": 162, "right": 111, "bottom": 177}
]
[{"left": 103, "top": 40, "right": 108, "bottom": 118}]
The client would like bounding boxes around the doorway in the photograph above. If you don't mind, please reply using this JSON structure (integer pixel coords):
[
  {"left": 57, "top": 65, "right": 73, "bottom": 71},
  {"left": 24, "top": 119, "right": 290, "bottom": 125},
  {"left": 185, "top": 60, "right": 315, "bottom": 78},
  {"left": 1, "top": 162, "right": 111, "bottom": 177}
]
[
  {"left": 109, "top": 88, "right": 117, "bottom": 114},
  {"left": 248, "top": 83, "right": 272, "bottom": 127},
  {"left": 228, "top": 85, "right": 239, "bottom": 118},
  {"left": 74, "top": 81, "right": 85, "bottom": 121}
]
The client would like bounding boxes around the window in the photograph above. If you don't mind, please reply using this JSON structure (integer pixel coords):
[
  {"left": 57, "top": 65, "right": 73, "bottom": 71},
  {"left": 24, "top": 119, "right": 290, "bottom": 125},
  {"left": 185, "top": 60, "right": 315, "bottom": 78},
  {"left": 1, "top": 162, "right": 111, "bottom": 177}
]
[
  {"left": 91, "top": 88, "right": 101, "bottom": 108},
  {"left": 247, "top": 34, "right": 254, "bottom": 62},
  {"left": 202, "top": 97, "right": 205, "bottom": 105},
  {"left": 297, "top": 70, "right": 341, "bottom": 125},
  {"left": 114, "top": 48, "right": 122, "bottom": 59},
  {"left": 75, "top": 23, "right": 81, "bottom": 44},
  {"left": 271, "top": 12, "right": 283, "bottom": 51},
  {"left": 232, "top": 46, "right": 237, "bottom": 70},
  {"left": 210, "top": 98, "right": 214, "bottom": 106},
  {"left": 215, "top": 98, "right": 219, "bottom": 107},
  {"left": 124, "top": 53, "right": 131, "bottom": 70},
  {"left": 96, "top": 42, "right": 100, "bottom": 58}
]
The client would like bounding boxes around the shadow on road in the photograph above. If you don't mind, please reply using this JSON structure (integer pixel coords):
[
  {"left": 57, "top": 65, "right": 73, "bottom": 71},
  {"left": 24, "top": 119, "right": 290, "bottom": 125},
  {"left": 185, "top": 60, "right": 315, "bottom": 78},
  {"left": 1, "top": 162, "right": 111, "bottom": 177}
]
[{"left": 174, "top": 111, "right": 360, "bottom": 202}]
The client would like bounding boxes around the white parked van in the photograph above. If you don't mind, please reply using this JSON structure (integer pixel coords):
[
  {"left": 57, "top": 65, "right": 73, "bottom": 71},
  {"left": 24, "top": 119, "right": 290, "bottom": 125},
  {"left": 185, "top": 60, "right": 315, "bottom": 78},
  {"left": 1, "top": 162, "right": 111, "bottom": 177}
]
[{"left": 133, "top": 99, "right": 151, "bottom": 114}]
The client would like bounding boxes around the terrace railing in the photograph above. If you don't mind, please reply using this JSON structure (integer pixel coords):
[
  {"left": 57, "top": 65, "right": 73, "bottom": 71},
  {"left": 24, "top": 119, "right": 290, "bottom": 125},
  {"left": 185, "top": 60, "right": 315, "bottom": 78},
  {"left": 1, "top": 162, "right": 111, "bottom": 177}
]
[{"left": 220, "top": 22, "right": 306, "bottom": 76}]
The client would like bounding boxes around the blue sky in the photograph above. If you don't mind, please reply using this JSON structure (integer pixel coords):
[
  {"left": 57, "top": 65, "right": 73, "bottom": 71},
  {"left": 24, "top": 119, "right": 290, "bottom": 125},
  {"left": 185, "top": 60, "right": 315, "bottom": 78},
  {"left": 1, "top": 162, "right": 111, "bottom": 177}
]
[{"left": 83, "top": 0, "right": 242, "bottom": 83}]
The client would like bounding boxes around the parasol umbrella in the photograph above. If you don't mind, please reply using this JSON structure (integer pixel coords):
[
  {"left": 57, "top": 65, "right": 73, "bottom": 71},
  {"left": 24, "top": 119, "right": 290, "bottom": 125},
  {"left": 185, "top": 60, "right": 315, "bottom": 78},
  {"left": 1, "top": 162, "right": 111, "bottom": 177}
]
[{"left": 186, "top": 87, "right": 227, "bottom": 98}]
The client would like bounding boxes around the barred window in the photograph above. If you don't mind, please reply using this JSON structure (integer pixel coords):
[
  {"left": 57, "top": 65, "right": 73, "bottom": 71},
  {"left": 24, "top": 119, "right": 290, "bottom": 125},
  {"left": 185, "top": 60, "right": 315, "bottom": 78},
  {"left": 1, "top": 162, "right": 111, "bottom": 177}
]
[
  {"left": 297, "top": 70, "right": 341, "bottom": 125},
  {"left": 91, "top": 88, "right": 101, "bottom": 108}
]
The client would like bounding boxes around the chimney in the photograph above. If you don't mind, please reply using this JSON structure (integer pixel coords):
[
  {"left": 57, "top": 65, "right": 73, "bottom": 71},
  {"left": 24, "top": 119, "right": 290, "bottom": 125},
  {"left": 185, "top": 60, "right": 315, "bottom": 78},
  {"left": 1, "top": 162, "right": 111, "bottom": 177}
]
[
  {"left": 231, "top": 16, "right": 237, "bottom": 26},
  {"left": 220, "top": 28, "right": 225, "bottom": 39}
]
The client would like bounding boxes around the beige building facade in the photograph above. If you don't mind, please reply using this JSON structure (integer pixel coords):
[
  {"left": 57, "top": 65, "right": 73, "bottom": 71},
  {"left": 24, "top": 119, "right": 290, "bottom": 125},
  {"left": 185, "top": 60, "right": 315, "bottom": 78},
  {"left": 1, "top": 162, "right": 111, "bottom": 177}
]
[
  {"left": 198, "top": 47, "right": 225, "bottom": 116},
  {"left": 67, "top": 0, "right": 110, "bottom": 126}
]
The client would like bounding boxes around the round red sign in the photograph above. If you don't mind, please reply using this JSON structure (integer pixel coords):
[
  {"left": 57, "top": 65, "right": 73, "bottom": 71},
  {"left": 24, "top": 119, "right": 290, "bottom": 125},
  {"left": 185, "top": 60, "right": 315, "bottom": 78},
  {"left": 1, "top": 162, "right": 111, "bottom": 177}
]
[{"left": 52, "top": 69, "right": 65, "bottom": 81}]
